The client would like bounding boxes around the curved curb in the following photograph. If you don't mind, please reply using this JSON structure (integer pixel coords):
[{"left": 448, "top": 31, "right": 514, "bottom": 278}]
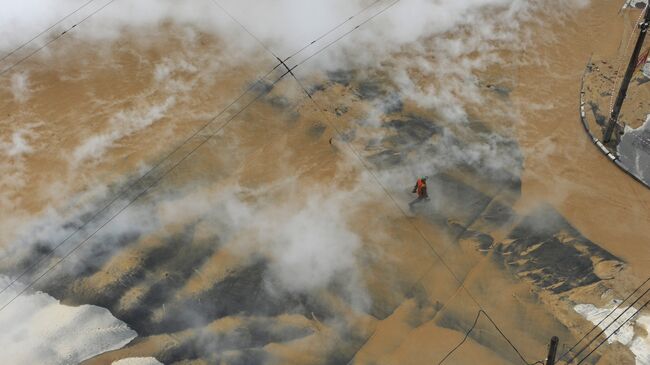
[{"left": 578, "top": 59, "right": 650, "bottom": 189}]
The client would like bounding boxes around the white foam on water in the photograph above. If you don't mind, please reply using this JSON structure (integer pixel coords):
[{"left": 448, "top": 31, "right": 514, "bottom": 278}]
[
  {"left": 0, "top": 276, "right": 137, "bottom": 365},
  {"left": 574, "top": 302, "right": 650, "bottom": 365},
  {"left": 112, "top": 357, "right": 164, "bottom": 365}
]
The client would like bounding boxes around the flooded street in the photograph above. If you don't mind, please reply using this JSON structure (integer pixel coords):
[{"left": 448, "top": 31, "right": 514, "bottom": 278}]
[{"left": 1, "top": 0, "right": 650, "bottom": 364}]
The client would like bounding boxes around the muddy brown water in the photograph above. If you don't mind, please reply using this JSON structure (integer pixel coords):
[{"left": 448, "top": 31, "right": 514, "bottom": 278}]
[{"left": 1, "top": 1, "right": 650, "bottom": 365}]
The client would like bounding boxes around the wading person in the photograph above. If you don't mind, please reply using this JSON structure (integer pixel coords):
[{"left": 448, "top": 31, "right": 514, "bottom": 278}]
[{"left": 409, "top": 176, "right": 429, "bottom": 210}]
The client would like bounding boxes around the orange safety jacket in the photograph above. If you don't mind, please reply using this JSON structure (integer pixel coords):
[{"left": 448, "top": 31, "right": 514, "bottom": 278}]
[{"left": 413, "top": 179, "right": 428, "bottom": 198}]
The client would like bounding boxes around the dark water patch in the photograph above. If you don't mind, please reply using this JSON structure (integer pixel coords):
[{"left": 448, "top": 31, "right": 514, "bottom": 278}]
[
  {"left": 267, "top": 95, "right": 291, "bottom": 109},
  {"left": 384, "top": 117, "right": 441, "bottom": 146},
  {"left": 33, "top": 231, "right": 144, "bottom": 306},
  {"left": 9, "top": 229, "right": 141, "bottom": 286},
  {"left": 61, "top": 220, "right": 83, "bottom": 231},
  {"left": 308, "top": 83, "right": 327, "bottom": 94},
  {"left": 415, "top": 171, "right": 519, "bottom": 238},
  {"left": 367, "top": 296, "right": 399, "bottom": 320},
  {"left": 246, "top": 317, "right": 314, "bottom": 346},
  {"left": 157, "top": 260, "right": 335, "bottom": 335},
  {"left": 5, "top": 240, "right": 52, "bottom": 276},
  {"left": 367, "top": 149, "right": 403, "bottom": 168},
  {"left": 80, "top": 231, "right": 142, "bottom": 271},
  {"left": 67, "top": 231, "right": 209, "bottom": 308},
  {"left": 365, "top": 137, "right": 382, "bottom": 149},
  {"left": 107, "top": 228, "right": 220, "bottom": 334},
  {"left": 327, "top": 70, "right": 354, "bottom": 86},
  {"left": 450, "top": 159, "right": 522, "bottom": 199},
  {"left": 467, "top": 119, "right": 491, "bottom": 134},
  {"left": 459, "top": 230, "right": 495, "bottom": 252},
  {"left": 445, "top": 196, "right": 514, "bottom": 241},
  {"left": 383, "top": 93, "right": 404, "bottom": 114},
  {"left": 251, "top": 80, "right": 275, "bottom": 95},
  {"left": 496, "top": 205, "right": 623, "bottom": 293},
  {"left": 478, "top": 200, "right": 516, "bottom": 227},
  {"left": 147, "top": 261, "right": 271, "bottom": 333},
  {"left": 83, "top": 263, "right": 148, "bottom": 309},
  {"left": 123, "top": 227, "right": 196, "bottom": 275},
  {"left": 356, "top": 80, "right": 384, "bottom": 100},
  {"left": 424, "top": 173, "right": 496, "bottom": 225},
  {"left": 155, "top": 340, "right": 203, "bottom": 364},
  {"left": 338, "top": 129, "right": 356, "bottom": 143},
  {"left": 220, "top": 349, "right": 268, "bottom": 365},
  {"left": 308, "top": 122, "right": 327, "bottom": 139},
  {"left": 335, "top": 105, "right": 348, "bottom": 116}
]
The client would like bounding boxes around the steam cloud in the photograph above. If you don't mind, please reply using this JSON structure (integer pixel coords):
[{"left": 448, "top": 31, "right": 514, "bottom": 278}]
[{"left": 0, "top": 0, "right": 593, "bottom": 362}]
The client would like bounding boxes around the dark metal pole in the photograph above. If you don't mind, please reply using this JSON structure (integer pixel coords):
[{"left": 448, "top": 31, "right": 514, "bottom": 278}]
[
  {"left": 546, "top": 336, "right": 559, "bottom": 365},
  {"left": 603, "top": 6, "right": 650, "bottom": 143}
]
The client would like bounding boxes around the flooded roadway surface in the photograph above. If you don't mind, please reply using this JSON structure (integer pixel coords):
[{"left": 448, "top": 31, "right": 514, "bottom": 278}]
[{"left": 1, "top": 0, "right": 650, "bottom": 364}]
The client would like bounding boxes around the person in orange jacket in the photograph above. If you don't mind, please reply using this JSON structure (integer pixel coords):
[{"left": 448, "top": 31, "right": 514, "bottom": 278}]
[{"left": 409, "top": 176, "right": 429, "bottom": 210}]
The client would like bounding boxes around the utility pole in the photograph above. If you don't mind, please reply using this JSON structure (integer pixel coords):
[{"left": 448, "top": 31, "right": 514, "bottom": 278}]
[
  {"left": 546, "top": 336, "right": 559, "bottom": 365},
  {"left": 603, "top": 5, "right": 650, "bottom": 143}
]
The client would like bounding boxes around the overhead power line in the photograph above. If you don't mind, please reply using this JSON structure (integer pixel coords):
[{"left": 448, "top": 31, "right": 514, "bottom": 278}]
[
  {"left": 290, "top": 69, "right": 540, "bottom": 365},
  {"left": 0, "top": 0, "right": 393, "bottom": 301},
  {"left": 2, "top": 4, "right": 550, "bottom": 365},
  {"left": 0, "top": 0, "right": 119, "bottom": 77},
  {"left": 0, "top": 67, "right": 294, "bottom": 314},
  {"left": 558, "top": 276, "right": 650, "bottom": 362},
  {"left": 281, "top": 0, "right": 384, "bottom": 64},
  {"left": 576, "top": 298, "right": 650, "bottom": 365},
  {"left": 437, "top": 310, "right": 545, "bottom": 365},
  {"left": 273, "top": 4, "right": 542, "bottom": 364},
  {"left": 0, "top": 0, "right": 406, "bottom": 315},
  {"left": 264, "top": 1, "right": 547, "bottom": 364},
  {"left": 565, "top": 284, "right": 650, "bottom": 364},
  {"left": 0, "top": 63, "right": 286, "bottom": 299},
  {"left": 0, "top": 0, "right": 97, "bottom": 64},
  {"left": 207, "top": 0, "right": 281, "bottom": 60}
]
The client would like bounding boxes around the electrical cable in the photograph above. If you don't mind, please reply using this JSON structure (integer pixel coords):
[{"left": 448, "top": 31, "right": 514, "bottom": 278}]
[
  {"left": 0, "top": 0, "right": 97, "bottom": 64},
  {"left": 437, "top": 310, "right": 483, "bottom": 365},
  {"left": 0, "top": 63, "right": 283, "bottom": 299},
  {"left": 438, "top": 310, "right": 545, "bottom": 365},
  {"left": 274, "top": 0, "right": 543, "bottom": 359},
  {"left": 565, "top": 285, "right": 650, "bottom": 364},
  {"left": 0, "top": 67, "right": 294, "bottom": 314},
  {"left": 281, "top": 0, "right": 384, "bottom": 64},
  {"left": 558, "top": 276, "right": 650, "bottom": 362},
  {"left": 0, "top": 0, "right": 385, "bottom": 299},
  {"left": 207, "top": 0, "right": 281, "bottom": 60},
  {"left": 0, "top": 0, "right": 407, "bottom": 314},
  {"left": 0, "top": 4, "right": 564, "bottom": 365},
  {"left": 0, "top": 0, "right": 119, "bottom": 77},
  {"left": 289, "top": 0, "right": 401, "bottom": 70},
  {"left": 285, "top": 39, "right": 541, "bottom": 365},
  {"left": 575, "top": 298, "right": 650, "bottom": 365}
]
